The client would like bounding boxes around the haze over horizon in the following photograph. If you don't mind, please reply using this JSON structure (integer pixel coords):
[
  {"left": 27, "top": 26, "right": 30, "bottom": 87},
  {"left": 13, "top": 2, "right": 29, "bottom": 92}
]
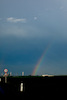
[{"left": 0, "top": 0, "right": 67, "bottom": 75}]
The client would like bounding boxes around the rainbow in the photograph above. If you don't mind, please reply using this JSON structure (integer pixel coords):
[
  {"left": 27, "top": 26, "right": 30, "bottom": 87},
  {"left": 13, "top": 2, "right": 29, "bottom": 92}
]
[{"left": 32, "top": 43, "right": 51, "bottom": 75}]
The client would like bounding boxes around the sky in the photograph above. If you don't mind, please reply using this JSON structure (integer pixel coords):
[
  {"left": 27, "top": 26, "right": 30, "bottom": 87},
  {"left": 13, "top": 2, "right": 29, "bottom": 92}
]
[{"left": 0, "top": 0, "right": 67, "bottom": 75}]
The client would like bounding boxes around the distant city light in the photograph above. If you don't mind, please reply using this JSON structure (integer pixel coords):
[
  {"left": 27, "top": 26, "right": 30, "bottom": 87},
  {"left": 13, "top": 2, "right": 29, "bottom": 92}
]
[{"left": 42, "top": 74, "right": 54, "bottom": 77}]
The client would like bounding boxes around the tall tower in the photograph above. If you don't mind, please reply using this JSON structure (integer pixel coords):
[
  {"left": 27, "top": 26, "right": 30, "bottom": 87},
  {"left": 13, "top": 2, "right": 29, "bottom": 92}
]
[{"left": 22, "top": 72, "right": 24, "bottom": 76}]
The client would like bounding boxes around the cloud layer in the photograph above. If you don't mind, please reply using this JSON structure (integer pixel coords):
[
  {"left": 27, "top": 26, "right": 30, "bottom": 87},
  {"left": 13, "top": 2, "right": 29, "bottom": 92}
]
[
  {"left": 0, "top": 18, "right": 2, "bottom": 20},
  {"left": 6, "top": 17, "right": 26, "bottom": 23},
  {"left": 34, "top": 17, "right": 37, "bottom": 20}
]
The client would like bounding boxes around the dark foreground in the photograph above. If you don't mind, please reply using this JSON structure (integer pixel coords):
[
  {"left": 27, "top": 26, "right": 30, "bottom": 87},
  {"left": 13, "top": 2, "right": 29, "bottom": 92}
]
[{"left": 0, "top": 76, "right": 67, "bottom": 99}]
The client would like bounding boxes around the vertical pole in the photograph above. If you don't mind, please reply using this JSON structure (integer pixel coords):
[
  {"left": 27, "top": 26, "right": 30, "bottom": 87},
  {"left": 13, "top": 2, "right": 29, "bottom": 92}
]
[
  {"left": 5, "top": 76, "right": 7, "bottom": 83},
  {"left": 0, "top": 78, "right": 1, "bottom": 82},
  {"left": 20, "top": 83, "right": 23, "bottom": 92}
]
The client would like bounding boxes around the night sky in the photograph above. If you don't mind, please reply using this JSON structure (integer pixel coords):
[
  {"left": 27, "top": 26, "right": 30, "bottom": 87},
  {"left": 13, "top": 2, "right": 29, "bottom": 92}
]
[{"left": 0, "top": 0, "right": 67, "bottom": 75}]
